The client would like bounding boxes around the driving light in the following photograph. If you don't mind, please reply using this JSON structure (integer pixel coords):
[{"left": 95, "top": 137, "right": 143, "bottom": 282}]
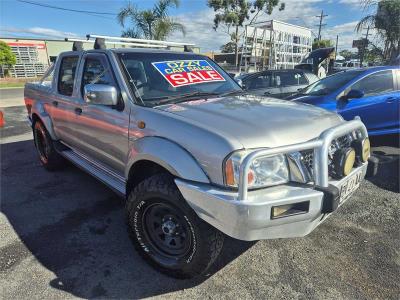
[
  {"left": 224, "top": 150, "right": 289, "bottom": 188},
  {"left": 333, "top": 147, "right": 356, "bottom": 178},
  {"left": 352, "top": 137, "right": 370, "bottom": 163}
]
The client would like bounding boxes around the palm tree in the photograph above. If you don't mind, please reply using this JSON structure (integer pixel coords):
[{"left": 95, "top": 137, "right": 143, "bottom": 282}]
[
  {"left": 117, "top": 0, "right": 185, "bottom": 40},
  {"left": 356, "top": 0, "right": 400, "bottom": 62}
]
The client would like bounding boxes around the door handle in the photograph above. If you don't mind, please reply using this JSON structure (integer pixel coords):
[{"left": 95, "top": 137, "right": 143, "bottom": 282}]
[
  {"left": 52, "top": 101, "right": 58, "bottom": 107},
  {"left": 264, "top": 92, "right": 271, "bottom": 95},
  {"left": 74, "top": 107, "right": 82, "bottom": 115}
]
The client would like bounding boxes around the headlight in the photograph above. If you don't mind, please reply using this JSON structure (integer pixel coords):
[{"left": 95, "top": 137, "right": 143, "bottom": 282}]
[{"left": 224, "top": 150, "right": 289, "bottom": 188}]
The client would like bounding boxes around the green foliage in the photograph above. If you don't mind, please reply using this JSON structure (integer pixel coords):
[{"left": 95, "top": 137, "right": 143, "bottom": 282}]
[
  {"left": 208, "top": 0, "right": 284, "bottom": 65},
  {"left": 0, "top": 41, "right": 16, "bottom": 77},
  {"left": 220, "top": 41, "right": 236, "bottom": 53},
  {"left": 117, "top": 0, "right": 185, "bottom": 40},
  {"left": 312, "top": 39, "right": 333, "bottom": 50},
  {"left": 356, "top": 0, "right": 400, "bottom": 61},
  {"left": 0, "top": 41, "right": 16, "bottom": 67},
  {"left": 339, "top": 50, "right": 355, "bottom": 60}
]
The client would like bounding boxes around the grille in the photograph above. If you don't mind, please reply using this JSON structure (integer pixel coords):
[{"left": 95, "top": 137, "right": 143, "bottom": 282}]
[{"left": 300, "top": 134, "right": 354, "bottom": 179}]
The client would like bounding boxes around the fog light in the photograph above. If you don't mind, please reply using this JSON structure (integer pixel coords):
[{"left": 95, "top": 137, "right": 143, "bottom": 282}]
[
  {"left": 333, "top": 147, "right": 355, "bottom": 178},
  {"left": 271, "top": 201, "right": 309, "bottom": 219},
  {"left": 352, "top": 138, "right": 370, "bottom": 163}
]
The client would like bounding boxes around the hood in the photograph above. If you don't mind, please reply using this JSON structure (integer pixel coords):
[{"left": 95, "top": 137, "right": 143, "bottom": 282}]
[{"left": 156, "top": 95, "right": 342, "bottom": 149}]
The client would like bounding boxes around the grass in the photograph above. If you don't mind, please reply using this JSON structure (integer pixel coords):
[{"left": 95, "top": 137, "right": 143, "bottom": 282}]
[{"left": 0, "top": 82, "right": 27, "bottom": 89}]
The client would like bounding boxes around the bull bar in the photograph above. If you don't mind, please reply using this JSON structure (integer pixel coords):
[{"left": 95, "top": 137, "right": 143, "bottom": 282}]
[{"left": 238, "top": 117, "right": 368, "bottom": 201}]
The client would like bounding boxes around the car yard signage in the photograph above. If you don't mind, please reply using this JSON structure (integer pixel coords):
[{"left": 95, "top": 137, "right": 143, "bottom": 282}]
[{"left": 152, "top": 60, "right": 225, "bottom": 87}]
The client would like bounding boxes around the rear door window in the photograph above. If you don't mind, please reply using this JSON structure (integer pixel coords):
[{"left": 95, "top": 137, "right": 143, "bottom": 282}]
[
  {"left": 274, "top": 71, "right": 307, "bottom": 86},
  {"left": 351, "top": 70, "right": 394, "bottom": 96},
  {"left": 58, "top": 56, "right": 79, "bottom": 96},
  {"left": 246, "top": 73, "right": 272, "bottom": 90}
]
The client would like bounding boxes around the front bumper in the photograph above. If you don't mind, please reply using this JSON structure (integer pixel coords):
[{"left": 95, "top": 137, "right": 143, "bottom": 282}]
[
  {"left": 176, "top": 118, "right": 369, "bottom": 241},
  {"left": 176, "top": 163, "right": 367, "bottom": 241}
]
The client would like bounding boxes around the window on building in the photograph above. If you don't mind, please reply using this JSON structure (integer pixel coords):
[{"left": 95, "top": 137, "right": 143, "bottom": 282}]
[{"left": 58, "top": 56, "right": 79, "bottom": 96}]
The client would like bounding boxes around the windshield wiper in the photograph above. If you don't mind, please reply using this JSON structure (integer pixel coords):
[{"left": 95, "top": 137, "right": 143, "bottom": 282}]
[{"left": 150, "top": 91, "right": 220, "bottom": 106}]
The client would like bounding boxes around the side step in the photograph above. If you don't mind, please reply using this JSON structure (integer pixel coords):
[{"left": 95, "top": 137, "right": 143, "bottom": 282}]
[{"left": 60, "top": 149, "right": 126, "bottom": 196}]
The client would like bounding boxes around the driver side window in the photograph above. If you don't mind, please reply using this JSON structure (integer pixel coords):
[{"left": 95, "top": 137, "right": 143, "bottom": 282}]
[
  {"left": 351, "top": 70, "right": 394, "bottom": 97},
  {"left": 81, "top": 56, "right": 114, "bottom": 95}
]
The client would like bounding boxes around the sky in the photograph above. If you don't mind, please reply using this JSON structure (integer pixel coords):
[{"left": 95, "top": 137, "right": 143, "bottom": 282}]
[{"left": 0, "top": 0, "right": 376, "bottom": 52}]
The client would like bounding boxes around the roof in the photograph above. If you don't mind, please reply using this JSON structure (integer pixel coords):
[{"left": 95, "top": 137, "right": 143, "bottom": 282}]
[{"left": 361, "top": 65, "right": 399, "bottom": 72}]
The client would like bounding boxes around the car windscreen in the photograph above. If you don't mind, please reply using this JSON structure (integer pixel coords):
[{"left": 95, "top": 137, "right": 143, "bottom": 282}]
[
  {"left": 118, "top": 52, "right": 241, "bottom": 106},
  {"left": 301, "top": 70, "right": 364, "bottom": 96}
]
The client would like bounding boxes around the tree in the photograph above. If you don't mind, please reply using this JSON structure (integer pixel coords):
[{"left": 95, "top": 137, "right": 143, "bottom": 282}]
[
  {"left": 339, "top": 50, "right": 355, "bottom": 60},
  {"left": 312, "top": 39, "right": 333, "bottom": 50},
  {"left": 208, "top": 0, "right": 285, "bottom": 67},
  {"left": 117, "top": 0, "right": 185, "bottom": 40},
  {"left": 220, "top": 41, "right": 236, "bottom": 53},
  {"left": 356, "top": 0, "right": 400, "bottom": 62},
  {"left": 0, "top": 41, "right": 16, "bottom": 77}
]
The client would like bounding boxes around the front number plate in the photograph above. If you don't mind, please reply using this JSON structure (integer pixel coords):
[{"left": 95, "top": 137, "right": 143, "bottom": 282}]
[{"left": 340, "top": 170, "right": 363, "bottom": 202}]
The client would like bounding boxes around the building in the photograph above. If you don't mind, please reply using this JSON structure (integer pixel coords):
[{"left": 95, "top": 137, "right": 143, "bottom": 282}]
[
  {"left": 240, "top": 20, "right": 312, "bottom": 72},
  {"left": 0, "top": 37, "right": 200, "bottom": 78}
]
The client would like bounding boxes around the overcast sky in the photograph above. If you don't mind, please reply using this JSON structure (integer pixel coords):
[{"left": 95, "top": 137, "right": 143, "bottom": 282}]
[{"left": 0, "top": 0, "right": 376, "bottom": 52}]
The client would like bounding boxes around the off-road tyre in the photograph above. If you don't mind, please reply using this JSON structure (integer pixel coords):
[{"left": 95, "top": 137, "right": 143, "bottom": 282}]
[
  {"left": 33, "top": 120, "right": 65, "bottom": 171},
  {"left": 126, "top": 173, "right": 224, "bottom": 278}
]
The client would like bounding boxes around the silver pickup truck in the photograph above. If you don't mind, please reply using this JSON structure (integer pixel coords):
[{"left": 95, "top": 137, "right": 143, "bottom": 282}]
[{"left": 25, "top": 46, "right": 373, "bottom": 278}]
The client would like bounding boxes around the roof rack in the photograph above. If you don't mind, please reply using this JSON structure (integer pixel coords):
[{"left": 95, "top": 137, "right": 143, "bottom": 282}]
[{"left": 65, "top": 35, "right": 195, "bottom": 52}]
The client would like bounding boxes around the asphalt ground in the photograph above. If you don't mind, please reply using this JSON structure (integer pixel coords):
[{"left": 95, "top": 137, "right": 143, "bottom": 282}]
[{"left": 1, "top": 92, "right": 399, "bottom": 299}]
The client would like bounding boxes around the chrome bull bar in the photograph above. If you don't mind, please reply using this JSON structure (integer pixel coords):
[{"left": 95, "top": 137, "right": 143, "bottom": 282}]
[{"left": 238, "top": 117, "right": 368, "bottom": 201}]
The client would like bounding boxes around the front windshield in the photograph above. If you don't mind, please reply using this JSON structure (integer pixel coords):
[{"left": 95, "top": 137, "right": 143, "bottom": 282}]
[
  {"left": 302, "top": 70, "right": 364, "bottom": 96},
  {"left": 118, "top": 52, "right": 241, "bottom": 106}
]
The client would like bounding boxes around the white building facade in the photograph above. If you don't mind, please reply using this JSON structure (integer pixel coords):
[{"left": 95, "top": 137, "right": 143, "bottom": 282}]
[{"left": 240, "top": 20, "right": 312, "bottom": 72}]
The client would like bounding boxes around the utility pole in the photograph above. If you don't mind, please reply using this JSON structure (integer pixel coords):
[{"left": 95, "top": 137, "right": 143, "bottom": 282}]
[
  {"left": 335, "top": 35, "right": 339, "bottom": 59},
  {"left": 315, "top": 10, "right": 328, "bottom": 41},
  {"left": 360, "top": 25, "right": 370, "bottom": 66}
]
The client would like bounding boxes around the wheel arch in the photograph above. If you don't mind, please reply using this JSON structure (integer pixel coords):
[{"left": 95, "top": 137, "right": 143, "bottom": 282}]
[
  {"left": 31, "top": 107, "right": 58, "bottom": 140},
  {"left": 125, "top": 137, "right": 210, "bottom": 195}
]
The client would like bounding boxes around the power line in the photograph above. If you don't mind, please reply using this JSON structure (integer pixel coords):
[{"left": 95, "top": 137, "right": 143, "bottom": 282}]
[
  {"left": 16, "top": 0, "right": 118, "bottom": 17},
  {"left": 315, "top": 10, "right": 328, "bottom": 41}
]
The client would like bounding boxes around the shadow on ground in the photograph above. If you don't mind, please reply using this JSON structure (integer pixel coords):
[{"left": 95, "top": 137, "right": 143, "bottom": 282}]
[{"left": 1, "top": 140, "right": 255, "bottom": 298}]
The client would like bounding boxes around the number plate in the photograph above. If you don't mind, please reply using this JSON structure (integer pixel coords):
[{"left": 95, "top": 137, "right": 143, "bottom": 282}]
[{"left": 340, "top": 170, "right": 363, "bottom": 202}]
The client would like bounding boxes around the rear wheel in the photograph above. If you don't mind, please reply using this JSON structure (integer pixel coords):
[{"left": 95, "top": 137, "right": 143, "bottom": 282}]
[
  {"left": 33, "top": 121, "right": 65, "bottom": 171},
  {"left": 126, "top": 174, "right": 224, "bottom": 278}
]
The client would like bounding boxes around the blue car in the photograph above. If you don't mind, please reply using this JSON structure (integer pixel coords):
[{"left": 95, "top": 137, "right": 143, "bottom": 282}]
[{"left": 288, "top": 66, "right": 400, "bottom": 136}]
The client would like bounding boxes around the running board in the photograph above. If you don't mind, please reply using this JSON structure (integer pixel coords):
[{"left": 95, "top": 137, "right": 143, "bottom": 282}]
[{"left": 60, "top": 149, "right": 126, "bottom": 196}]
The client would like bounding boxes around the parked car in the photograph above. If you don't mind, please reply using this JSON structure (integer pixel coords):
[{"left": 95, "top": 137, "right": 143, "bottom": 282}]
[
  {"left": 236, "top": 69, "right": 319, "bottom": 98},
  {"left": 287, "top": 66, "right": 400, "bottom": 136},
  {"left": 25, "top": 44, "right": 373, "bottom": 278}
]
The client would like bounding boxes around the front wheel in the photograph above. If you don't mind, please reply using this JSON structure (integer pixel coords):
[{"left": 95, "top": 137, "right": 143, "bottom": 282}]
[{"left": 126, "top": 174, "right": 224, "bottom": 278}]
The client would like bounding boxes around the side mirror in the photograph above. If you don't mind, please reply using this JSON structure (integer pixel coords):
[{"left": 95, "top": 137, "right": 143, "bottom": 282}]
[
  {"left": 84, "top": 84, "right": 118, "bottom": 106},
  {"left": 345, "top": 89, "right": 364, "bottom": 100},
  {"left": 236, "top": 79, "right": 244, "bottom": 88}
]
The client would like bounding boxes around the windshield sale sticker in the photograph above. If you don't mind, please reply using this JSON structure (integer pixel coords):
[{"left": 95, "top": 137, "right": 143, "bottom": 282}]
[{"left": 152, "top": 60, "right": 225, "bottom": 87}]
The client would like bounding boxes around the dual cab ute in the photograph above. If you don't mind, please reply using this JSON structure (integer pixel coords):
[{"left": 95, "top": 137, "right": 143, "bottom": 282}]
[{"left": 25, "top": 41, "right": 373, "bottom": 278}]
